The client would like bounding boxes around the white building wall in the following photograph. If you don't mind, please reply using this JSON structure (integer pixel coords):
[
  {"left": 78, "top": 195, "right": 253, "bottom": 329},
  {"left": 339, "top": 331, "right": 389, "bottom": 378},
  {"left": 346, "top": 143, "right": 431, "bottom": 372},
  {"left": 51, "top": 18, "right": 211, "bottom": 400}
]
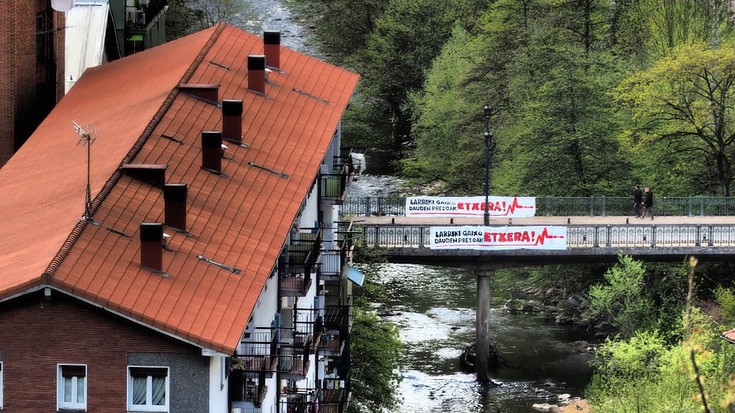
[
  {"left": 299, "top": 183, "right": 319, "bottom": 230},
  {"left": 209, "top": 355, "right": 229, "bottom": 412}
]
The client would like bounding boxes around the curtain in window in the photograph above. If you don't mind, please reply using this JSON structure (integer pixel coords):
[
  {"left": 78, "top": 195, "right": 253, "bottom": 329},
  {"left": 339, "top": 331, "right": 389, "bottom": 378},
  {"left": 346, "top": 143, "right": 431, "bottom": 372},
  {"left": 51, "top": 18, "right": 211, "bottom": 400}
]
[
  {"left": 63, "top": 377, "right": 73, "bottom": 403},
  {"left": 77, "top": 377, "right": 85, "bottom": 403},
  {"left": 132, "top": 376, "right": 147, "bottom": 405},
  {"left": 151, "top": 376, "right": 165, "bottom": 405}
]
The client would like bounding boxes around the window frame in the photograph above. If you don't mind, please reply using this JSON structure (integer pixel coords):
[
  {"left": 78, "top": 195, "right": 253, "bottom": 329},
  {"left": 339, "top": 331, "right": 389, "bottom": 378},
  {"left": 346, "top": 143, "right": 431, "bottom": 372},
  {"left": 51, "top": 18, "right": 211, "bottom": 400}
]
[
  {"left": 57, "top": 364, "right": 87, "bottom": 411},
  {"left": 127, "top": 366, "right": 170, "bottom": 412},
  {"left": 1, "top": 361, "right": 4, "bottom": 409}
]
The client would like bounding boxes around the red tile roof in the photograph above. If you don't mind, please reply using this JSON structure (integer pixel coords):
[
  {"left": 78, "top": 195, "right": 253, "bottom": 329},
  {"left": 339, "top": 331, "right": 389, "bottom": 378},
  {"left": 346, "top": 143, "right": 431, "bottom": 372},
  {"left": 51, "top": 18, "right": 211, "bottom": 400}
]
[
  {"left": 722, "top": 329, "right": 735, "bottom": 344},
  {"left": 0, "top": 23, "right": 359, "bottom": 354}
]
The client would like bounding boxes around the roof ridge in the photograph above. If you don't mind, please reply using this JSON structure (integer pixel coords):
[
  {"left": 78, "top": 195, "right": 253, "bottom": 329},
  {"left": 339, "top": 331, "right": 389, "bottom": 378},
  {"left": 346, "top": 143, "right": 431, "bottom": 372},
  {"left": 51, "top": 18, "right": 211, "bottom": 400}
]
[{"left": 43, "top": 24, "right": 226, "bottom": 280}]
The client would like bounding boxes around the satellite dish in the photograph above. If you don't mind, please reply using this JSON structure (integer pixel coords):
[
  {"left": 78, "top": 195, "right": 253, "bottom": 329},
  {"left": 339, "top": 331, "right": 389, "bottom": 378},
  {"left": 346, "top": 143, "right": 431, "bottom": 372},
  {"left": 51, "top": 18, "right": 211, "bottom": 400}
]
[{"left": 51, "top": 0, "right": 75, "bottom": 12}]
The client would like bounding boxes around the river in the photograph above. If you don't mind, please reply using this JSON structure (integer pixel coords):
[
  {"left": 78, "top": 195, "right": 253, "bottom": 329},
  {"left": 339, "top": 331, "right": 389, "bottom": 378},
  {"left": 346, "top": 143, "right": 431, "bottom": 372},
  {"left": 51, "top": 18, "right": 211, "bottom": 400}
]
[
  {"left": 236, "top": 2, "right": 596, "bottom": 411},
  {"left": 349, "top": 176, "right": 595, "bottom": 413}
]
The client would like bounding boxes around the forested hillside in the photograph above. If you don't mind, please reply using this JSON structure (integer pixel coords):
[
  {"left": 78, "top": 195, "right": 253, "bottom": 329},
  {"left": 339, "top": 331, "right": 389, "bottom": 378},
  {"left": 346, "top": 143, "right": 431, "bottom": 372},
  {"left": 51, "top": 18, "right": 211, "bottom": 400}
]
[
  {"left": 285, "top": 2, "right": 735, "bottom": 412},
  {"left": 287, "top": 0, "right": 735, "bottom": 197}
]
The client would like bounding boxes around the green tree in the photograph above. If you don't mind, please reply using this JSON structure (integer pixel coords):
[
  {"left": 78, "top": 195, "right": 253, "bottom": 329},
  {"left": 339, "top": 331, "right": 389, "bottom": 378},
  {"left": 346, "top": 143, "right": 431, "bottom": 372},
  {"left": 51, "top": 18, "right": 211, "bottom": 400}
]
[
  {"left": 348, "top": 308, "right": 402, "bottom": 413},
  {"left": 284, "top": 0, "right": 390, "bottom": 65},
  {"left": 616, "top": 41, "right": 735, "bottom": 196},
  {"left": 642, "top": 0, "right": 733, "bottom": 58},
  {"left": 494, "top": 0, "right": 630, "bottom": 195},
  {"left": 588, "top": 308, "right": 735, "bottom": 413},
  {"left": 346, "top": 251, "right": 402, "bottom": 413},
  {"left": 588, "top": 255, "right": 654, "bottom": 338},
  {"left": 404, "top": 25, "right": 487, "bottom": 192},
  {"left": 166, "top": 0, "right": 250, "bottom": 39},
  {"left": 357, "top": 0, "right": 478, "bottom": 152}
]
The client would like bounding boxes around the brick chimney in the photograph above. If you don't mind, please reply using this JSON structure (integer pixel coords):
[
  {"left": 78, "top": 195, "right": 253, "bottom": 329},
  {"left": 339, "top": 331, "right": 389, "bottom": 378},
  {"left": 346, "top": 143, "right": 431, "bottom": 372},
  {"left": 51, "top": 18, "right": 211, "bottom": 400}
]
[
  {"left": 248, "top": 55, "right": 266, "bottom": 94},
  {"left": 264, "top": 31, "right": 281, "bottom": 69},
  {"left": 201, "top": 131, "right": 223, "bottom": 173},
  {"left": 222, "top": 99, "right": 243, "bottom": 144},
  {"left": 140, "top": 222, "right": 164, "bottom": 272},
  {"left": 164, "top": 184, "right": 187, "bottom": 231}
]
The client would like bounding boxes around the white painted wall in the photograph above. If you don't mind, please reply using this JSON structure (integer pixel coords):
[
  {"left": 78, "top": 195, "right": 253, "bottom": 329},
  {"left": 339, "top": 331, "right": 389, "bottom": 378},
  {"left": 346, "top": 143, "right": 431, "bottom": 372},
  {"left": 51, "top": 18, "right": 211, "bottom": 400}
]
[{"left": 209, "top": 356, "right": 228, "bottom": 412}]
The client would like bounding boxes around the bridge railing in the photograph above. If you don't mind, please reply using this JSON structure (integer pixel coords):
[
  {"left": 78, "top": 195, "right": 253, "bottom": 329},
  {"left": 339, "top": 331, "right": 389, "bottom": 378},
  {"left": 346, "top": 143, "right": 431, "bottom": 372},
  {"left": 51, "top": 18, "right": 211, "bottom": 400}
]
[
  {"left": 357, "top": 224, "right": 735, "bottom": 249},
  {"left": 343, "top": 196, "right": 735, "bottom": 217}
]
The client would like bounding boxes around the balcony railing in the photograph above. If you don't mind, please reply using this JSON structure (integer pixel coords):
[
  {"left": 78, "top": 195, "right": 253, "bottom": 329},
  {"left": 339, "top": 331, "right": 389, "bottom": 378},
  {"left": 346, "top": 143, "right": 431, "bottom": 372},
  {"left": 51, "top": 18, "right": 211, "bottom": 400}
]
[
  {"left": 279, "top": 390, "right": 318, "bottom": 413},
  {"left": 320, "top": 158, "right": 354, "bottom": 205},
  {"left": 280, "top": 230, "right": 322, "bottom": 296},
  {"left": 318, "top": 379, "right": 349, "bottom": 413},
  {"left": 125, "top": 0, "right": 166, "bottom": 29},
  {"left": 235, "top": 329, "right": 278, "bottom": 376},
  {"left": 321, "top": 221, "right": 355, "bottom": 279},
  {"left": 229, "top": 369, "right": 268, "bottom": 408},
  {"left": 279, "top": 308, "right": 323, "bottom": 355},
  {"left": 343, "top": 195, "right": 735, "bottom": 217},
  {"left": 277, "top": 351, "right": 310, "bottom": 380},
  {"left": 318, "top": 303, "right": 353, "bottom": 355}
]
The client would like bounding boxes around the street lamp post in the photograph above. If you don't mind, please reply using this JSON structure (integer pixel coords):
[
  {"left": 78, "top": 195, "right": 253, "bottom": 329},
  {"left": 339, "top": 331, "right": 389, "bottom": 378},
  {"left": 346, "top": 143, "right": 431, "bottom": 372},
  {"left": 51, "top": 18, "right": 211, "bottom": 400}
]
[{"left": 483, "top": 104, "right": 492, "bottom": 226}]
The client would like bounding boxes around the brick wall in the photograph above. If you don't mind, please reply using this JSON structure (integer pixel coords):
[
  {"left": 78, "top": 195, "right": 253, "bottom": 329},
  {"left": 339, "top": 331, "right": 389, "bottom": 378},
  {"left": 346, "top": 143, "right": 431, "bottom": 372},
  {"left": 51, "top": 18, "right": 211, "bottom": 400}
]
[
  {"left": 0, "top": 290, "right": 205, "bottom": 412},
  {"left": 0, "top": 1, "right": 18, "bottom": 166},
  {"left": 0, "top": 0, "right": 64, "bottom": 168}
]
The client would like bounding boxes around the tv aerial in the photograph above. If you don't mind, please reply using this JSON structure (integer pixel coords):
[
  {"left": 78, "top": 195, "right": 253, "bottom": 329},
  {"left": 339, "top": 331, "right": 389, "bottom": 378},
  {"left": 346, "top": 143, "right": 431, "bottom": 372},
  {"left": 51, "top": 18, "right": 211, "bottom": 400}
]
[{"left": 73, "top": 121, "right": 98, "bottom": 224}]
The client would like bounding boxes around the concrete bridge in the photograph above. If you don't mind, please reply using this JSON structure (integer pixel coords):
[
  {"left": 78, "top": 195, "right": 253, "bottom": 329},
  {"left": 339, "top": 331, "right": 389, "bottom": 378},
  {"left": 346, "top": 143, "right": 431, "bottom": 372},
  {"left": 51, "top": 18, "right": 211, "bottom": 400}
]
[{"left": 349, "top": 214, "right": 735, "bottom": 382}]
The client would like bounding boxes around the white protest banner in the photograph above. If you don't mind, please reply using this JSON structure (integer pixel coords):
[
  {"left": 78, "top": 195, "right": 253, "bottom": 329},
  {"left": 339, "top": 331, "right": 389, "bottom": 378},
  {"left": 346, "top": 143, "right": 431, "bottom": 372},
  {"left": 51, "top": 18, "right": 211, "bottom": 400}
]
[
  {"left": 405, "top": 196, "right": 536, "bottom": 218},
  {"left": 430, "top": 226, "right": 567, "bottom": 250}
]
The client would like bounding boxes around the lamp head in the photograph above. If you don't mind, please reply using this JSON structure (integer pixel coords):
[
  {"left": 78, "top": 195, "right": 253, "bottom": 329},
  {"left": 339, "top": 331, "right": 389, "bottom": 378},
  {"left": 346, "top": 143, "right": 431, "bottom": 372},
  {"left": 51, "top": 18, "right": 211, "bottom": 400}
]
[{"left": 483, "top": 104, "right": 492, "bottom": 116}]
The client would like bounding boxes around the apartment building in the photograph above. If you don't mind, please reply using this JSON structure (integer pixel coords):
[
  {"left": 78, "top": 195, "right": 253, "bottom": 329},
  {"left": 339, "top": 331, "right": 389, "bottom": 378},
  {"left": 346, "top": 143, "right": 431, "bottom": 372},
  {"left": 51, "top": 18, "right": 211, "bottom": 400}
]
[{"left": 0, "top": 22, "right": 359, "bottom": 413}]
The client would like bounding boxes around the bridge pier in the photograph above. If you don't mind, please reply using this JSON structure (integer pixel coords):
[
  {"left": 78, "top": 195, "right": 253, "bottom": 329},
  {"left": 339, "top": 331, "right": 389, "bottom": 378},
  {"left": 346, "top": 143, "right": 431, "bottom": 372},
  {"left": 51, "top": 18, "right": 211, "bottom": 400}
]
[{"left": 476, "top": 269, "right": 493, "bottom": 382}]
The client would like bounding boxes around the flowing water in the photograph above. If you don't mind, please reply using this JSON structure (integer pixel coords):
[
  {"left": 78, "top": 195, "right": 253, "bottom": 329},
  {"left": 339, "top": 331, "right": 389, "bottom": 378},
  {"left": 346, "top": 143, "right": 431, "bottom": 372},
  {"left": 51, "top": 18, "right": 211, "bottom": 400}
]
[
  {"left": 349, "top": 176, "right": 596, "bottom": 412},
  {"left": 375, "top": 263, "right": 595, "bottom": 413},
  {"left": 236, "top": 3, "right": 596, "bottom": 411}
]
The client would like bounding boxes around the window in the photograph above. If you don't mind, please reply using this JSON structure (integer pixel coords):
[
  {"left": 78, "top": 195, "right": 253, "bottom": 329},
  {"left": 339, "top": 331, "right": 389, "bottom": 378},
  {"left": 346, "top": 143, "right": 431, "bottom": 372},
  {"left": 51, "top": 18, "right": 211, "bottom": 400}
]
[
  {"left": 127, "top": 367, "right": 169, "bottom": 412},
  {"left": 57, "top": 364, "right": 86, "bottom": 411}
]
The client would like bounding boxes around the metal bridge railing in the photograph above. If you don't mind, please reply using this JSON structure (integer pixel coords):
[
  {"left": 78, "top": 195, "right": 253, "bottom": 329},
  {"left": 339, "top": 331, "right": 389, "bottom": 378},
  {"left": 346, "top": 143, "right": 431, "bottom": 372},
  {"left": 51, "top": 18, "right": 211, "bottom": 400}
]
[
  {"left": 357, "top": 224, "right": 735, "bottom": 249},
  {"left": 343, "top": 196, "right": 735, "bottom": 217}
]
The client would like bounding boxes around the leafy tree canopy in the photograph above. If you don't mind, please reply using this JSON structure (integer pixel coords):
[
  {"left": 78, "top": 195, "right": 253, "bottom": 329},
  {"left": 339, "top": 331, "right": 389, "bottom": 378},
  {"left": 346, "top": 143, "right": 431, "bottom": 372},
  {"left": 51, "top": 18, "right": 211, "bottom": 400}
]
[{"left": 616, "top": 41, "right": 735, "bottom": 195}]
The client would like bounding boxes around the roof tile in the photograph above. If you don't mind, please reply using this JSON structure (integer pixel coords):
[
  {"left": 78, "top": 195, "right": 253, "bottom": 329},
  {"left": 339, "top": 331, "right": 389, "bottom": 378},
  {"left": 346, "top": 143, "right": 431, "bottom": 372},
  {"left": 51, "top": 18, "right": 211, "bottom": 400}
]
[{"left": 0, "top": 24, "right": 359, "bottom": 354}]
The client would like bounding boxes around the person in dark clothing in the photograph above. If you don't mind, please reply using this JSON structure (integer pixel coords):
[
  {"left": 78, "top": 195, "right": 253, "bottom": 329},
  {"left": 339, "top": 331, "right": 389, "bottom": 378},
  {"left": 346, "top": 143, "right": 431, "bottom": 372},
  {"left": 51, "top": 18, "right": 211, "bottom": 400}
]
[
  {"left": 642, "top": 187, "right": 653, "bottom": 220},
  {"left": 633, "top": 185, "right": 643, "bottom": 218}
]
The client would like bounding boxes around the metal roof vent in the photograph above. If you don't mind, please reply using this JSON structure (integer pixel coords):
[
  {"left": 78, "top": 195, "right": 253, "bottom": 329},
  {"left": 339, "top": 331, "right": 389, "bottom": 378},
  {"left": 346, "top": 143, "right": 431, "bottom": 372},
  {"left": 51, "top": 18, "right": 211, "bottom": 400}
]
[
  {"left": 164, "top": 184, "right": 187, "bottom": 232},
  {"left": 248, "top": 55, "right": 266, "bottom": 94},
  {"left": 264, "top": 31, "right": 281, "bottom": 69}
]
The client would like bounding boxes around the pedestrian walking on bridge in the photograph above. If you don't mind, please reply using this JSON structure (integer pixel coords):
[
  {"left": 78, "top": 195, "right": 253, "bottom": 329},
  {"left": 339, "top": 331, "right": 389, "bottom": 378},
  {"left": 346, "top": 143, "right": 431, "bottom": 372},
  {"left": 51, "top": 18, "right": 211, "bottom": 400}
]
[
  {"left": 642, "top": 187, "right": 654, "bottom": 220},
  {"left": 633, "top": 185, "right": 643, "bottom": 218}
]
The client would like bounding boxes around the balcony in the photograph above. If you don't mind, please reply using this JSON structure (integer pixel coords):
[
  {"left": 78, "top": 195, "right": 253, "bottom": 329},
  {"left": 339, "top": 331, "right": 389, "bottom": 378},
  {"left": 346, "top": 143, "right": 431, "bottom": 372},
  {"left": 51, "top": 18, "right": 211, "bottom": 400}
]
[
  {"left": 125, "top": 0, "right": 166, "bottom": 29},
  {"left": 229, "top": 369, "right": 268, "bottom": 410},
  {"left": 279, "top": 308, "right": 323, "bottom": 355},
  {"left": 318, "top": 379, "right": 350, "bottom": 413},
  {"left": 235, "top": 329, "right": 278, "bottom": 377},
  {"left": 277, "top": 349, "right": 310, "bottom": 380},
  {"left": 320, "top": 157, "right": 354, "bottom": 206},
  {"left": 318, "top": 304, "right": 351, "bottom": 356},
  {"left": 280, "top": 230, "right": 322, "bottom": 296},
  {"left": 320, "top": 221, "right": 355, "bottom": 280},
  {"left": 123, "top": 0, "right": 167, "bottom": 55},
  {"left": 279, "top": 389, "right": 318, "bottom": 413}
]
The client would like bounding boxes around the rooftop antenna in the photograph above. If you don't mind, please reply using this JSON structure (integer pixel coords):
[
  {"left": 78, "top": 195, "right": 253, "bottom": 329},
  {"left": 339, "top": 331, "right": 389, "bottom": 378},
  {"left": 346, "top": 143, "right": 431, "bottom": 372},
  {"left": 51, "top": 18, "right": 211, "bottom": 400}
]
[{"left": 73, "top": 120, "right": 98, "bottom": 224}]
